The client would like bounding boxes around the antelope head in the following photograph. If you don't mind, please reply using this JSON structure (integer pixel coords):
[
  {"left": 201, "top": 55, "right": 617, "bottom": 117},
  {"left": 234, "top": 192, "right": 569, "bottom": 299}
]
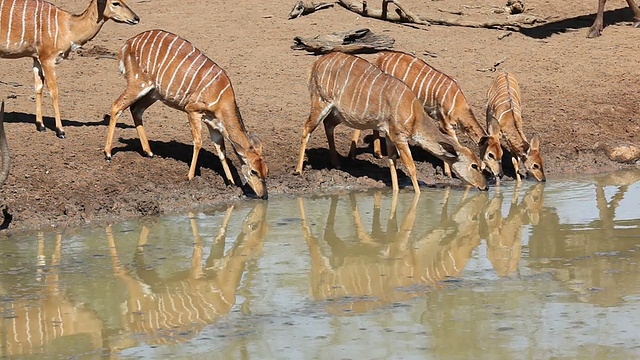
[
  {"left": 524, "top": 134, "right": 545, "bottom": 182},
  {"left": 478, "top": 118, "right": 503, "bottom": 179},
  {"left": 441, "top": 141, "right": 488, "bottom": 191},
  {"left": 236, "top": 133, "right": 268, "bottom": 199},
  {"left": 99, "top": 0, "right": 140, "bottom": 25}
]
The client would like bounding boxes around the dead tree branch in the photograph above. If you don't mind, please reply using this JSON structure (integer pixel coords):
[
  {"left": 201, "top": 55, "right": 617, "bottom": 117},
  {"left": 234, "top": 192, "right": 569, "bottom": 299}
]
[
  {"left": 289, "top": 1, "right": 334, "bottom": 19},
  {"left": 291, "top": 28, "right": 394, "bottom": 54},
  {"left": 338, "top": 0, "right": 545, "bottom": 30}
]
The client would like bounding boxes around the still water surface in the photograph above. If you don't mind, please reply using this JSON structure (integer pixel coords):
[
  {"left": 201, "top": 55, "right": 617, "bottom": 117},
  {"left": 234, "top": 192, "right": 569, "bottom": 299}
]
[{"left": 2, "top": 169, "right": 640, "bottom": 359}]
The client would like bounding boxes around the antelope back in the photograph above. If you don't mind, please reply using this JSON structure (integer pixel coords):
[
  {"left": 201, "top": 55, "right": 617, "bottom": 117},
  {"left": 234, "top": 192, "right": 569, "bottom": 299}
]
[
  {"left": 309, "top": 52, "right": 424, "bottom": 131},
  {"left": 374, "top": 51, "right": 470, "bottom": 124},
  {"left": 0, "top": 0, "right": 65, "bottom": 55},
  {"left": 119, "top": 30, "right": 233, "bottom": 110},
  {"left": 375, "top": 51, "right": 503, "bottom": 177}
]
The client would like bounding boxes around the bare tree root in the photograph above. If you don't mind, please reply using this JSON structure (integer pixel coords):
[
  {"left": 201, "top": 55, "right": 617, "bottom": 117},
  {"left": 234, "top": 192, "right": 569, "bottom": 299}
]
[{"left": 292, "top": 28, "right": 395, "bottom": 54}]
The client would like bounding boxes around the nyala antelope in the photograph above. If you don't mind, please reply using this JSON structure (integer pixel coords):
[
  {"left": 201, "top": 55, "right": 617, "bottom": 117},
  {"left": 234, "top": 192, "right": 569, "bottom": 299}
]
[
  {"left": 0, "top": 101, "right": 8, "bottom": 186},
  {"left": 589, "top": 0, "right": 640, "bottom": 38},
  {"left": 105, "top": 30, "right": 268, "bottom": 199},
  {"left": 350, "top": 50, "right": 503, "bottom": 180},
  {"left": 486, "top": 72, "right": 545, "bottom": 182},
  {"left": 296, "top": 51, "right": 488, "bottom": 194},
  {"left": 0, "top": 0, "right": 140, "bottom": 138}
]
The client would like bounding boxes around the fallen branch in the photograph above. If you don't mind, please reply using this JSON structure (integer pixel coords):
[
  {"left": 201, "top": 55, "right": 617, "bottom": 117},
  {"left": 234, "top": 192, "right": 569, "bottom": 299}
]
[
  {"left": 338, "top": 0, "right": 545, "bottom": 30},
  {"left": 288, "top": 1, "right": 334, "bottom": 19},
  {"left": 292, "top": 28, "right": 394, "bottom": 54},
  {"left": 477, "top": 58, "right": 507, "bottom": 72}
]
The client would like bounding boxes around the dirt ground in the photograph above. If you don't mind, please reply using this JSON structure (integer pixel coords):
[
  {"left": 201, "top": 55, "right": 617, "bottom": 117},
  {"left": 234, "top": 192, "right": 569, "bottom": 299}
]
[{"left": 0, "top": 0, "right": 638, "bottom": 232}]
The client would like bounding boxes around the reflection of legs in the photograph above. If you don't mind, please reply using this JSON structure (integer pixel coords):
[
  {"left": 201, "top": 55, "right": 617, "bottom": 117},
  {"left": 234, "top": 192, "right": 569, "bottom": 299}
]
[
  {"left": 296, "top": 102, "right": 333, "bottom": 174},
  {"left": 206, "top": 205, "right": 234, "bottom": 269}
]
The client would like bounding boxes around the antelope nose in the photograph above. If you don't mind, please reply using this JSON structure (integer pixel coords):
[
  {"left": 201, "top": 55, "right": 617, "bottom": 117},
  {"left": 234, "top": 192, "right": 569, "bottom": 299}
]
[{"left": 133, "top": 15, "right": 140, "bottom": 24}]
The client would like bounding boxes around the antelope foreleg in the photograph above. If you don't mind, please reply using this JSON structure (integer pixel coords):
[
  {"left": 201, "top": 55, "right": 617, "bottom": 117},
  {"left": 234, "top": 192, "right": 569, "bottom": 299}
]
[{"left": 41, "top": 60, "right": 64, "bottom": 138}]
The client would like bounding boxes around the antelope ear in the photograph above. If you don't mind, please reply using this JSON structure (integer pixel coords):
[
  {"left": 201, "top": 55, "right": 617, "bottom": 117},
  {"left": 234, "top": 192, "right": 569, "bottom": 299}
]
[
  {"left": 248, "top": 132, "right": 263, "bottom": 153},
  {"left": 487, "top": 117, "right": 501, "bottom": 136},
  {"left": 439, "top": 141, "right": 459, "bottom": 160},
  {"left": 530, "top": 134, "right": 541, "bottom": 151}
]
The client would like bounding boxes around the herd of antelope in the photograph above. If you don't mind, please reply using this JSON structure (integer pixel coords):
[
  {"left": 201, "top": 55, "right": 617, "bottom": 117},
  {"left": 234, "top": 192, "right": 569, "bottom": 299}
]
[{"left": 1, "top": 0, "right": 637, "bottom": 192}]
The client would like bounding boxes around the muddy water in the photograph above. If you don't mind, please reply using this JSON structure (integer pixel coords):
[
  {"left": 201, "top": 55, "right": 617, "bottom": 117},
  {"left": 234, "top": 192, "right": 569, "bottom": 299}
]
[{"left": 1, "top": 169, "right": 640, "bottom": 359}]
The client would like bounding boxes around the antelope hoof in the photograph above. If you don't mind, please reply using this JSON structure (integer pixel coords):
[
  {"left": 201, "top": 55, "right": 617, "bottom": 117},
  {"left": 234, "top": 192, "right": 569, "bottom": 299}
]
[
  {"left": 56, "top": 129, "right": 65, "bottom": 139},
  {"left": 145, "top": 152, "right": 154, "bottom": 158},
  {"left": 36, "top": 123, "right": 46, "bottom": 132},
  {"left": 104, "top": 152, "right": 112, "bottom": 161}
]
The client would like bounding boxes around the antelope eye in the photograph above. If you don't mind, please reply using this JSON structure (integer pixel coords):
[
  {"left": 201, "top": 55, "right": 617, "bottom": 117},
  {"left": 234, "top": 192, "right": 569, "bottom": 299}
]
[
  {"left": 533, "top": 164, "right": 540, "bottom": 170},
  {"left": 488, "top": 153, "right": 495, "bottom": 160},
  {"left": 250, "top": 169, "right": 259, "bottom": 176},
  {"left": 112, "top": 1, "right": 121, "bottom": 6},
  {"left": 471, "top": 163, "right": 479, "bottom": 170}
]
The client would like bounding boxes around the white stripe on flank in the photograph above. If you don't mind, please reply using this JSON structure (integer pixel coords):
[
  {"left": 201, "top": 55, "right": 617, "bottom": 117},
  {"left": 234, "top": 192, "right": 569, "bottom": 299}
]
[
  {"left": 409, "top": 65, "right": 426, "bottom": 92},
  {"left": 135, "top": 31, "right": 153, "bottom": 62},
  {"left": 338, "top": 57, "right": 358, "bottom": 99},
  {"left": 6, "top": 0, "right": 17, "bottom": 47},
  {"left": 195, "top": 68, "right": 224, "bottom": 103},
  {"left": 422, "top": 71, "right": 438, "bottom": 106},
  {"left": 46, "top": 3, "right": 52, "bottom": 39},
  {"left": 145, "top": 31, "right": 162, "bottom": 71},
  {"left": 348, "top": 64, "right": 371, "bottom": 109},
  {"left": 191, "top": 66, "right": 215, "bottom": 99},
  {"left": 208, "top": 83, "right": 230, "bottom": 107},
  {"left": 446, "top": 88, "right": 460, "bottom": 117},
  {"left": 166, "top": 48, "right": 197, "bottom": 99},
  {"left": 319, "top": 54, "right": 340, "bottom": 92},
  {"left": 157, "top": 41, "right": 186, "bottom": 93},
  {"left": 401, "top": 57, "right": 418, "bottom": 82},
  {"left": 394, "top": 85, "right": 407, "bottom": 118},
  {"left": 0, "top": 0, "right": 4, "bottom": 40},
  {"left": 416, "top": 68, "right": 432, "bottom": 106},
  {"left": 53, "top": 7, "right": 59, "bottom": 48},
  {"left": 432, "top": 74, "right": 447, "bottom": 106},
  {"left": 363, "top": 73, "right": 382, "bottom": 115},
  {"left": 332, "top": 56, "right": 349, "bottom": 96},
  {"left": 154, "top": 35, "right": 180, "bottom": 79},
  {"left": 151, "top": 32, "right": 170, "bottom": 72},
  {"left": 377, "top": 76, "right": 389, "bottom": 120},
  {"left": 440, "top": 81, "right": 454, "bottom": 114},
  {"left": 404, "top": 98, "right": 415, "bottom": 125},
  {"left": 353, "top": 65, "right": 376, "bottom": 112},
  {"left": 33, "top": 0, "right": 39, "bottom": 44},
  {"left": 178, "top": 54, "right": 207, "bottom": 105},
  {"left": 390, "top": 53, "right": 403, "bottom": 77},
  {"left": 19, "top": 0, "right": 27, "bottom": 45}
]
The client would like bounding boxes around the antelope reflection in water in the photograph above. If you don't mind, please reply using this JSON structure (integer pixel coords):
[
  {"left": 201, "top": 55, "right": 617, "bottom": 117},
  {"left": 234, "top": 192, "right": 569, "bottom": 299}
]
[
  {"left": 0, "top": 232, "right": 103, "bottom": 357},
  {"left": 107, "top": 202, "right": 267, "bottom": 349},
  {"left": 529, "top": 169, "right": 640, "bottom": 306},
  {"left": 299, "top": 190, "right": 489, "bottom": 315},
  {"left": 484, "top": 183, "right": 545, "bottom": 277}
]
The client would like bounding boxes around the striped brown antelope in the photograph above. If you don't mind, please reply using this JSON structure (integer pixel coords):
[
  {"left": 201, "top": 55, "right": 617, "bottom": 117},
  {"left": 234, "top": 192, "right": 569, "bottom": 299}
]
[
  {"left": 486, "top": 72, "right": 545, "bottom": 182},
  {"left": 107, "top": 203, "right": 267, "bottom": 348},
  {"left": 0, "top": 0, "right": 140, "bottom": 138},
  {"left": 350, "top": 50, "right": 504, "bottom": 180},
  {"left": 295, "top": 52, "right": 488, "bottom": 194},
  {"left": 589, "top": 0, "right": 640, "bottom": 38},
  {"left": 0, "top": 101, "right": 8, "bottom": 186},
  {"left": 105, "top": 30, "right": 268, "bottom": 199}
]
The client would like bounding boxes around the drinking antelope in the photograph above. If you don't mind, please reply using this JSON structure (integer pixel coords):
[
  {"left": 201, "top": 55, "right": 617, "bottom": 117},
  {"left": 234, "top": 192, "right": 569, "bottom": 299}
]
[
  {"left": 0, "top": 101, "right": 8, "bottom": 186},
  {"left": 295, "top": 52, "right": 487, "bottom": 194},
  {"left": 0, "top": 0, "right": 140, "bottom": 138},
  {"left": 105, "top": 30, "right": 268, "bottom": 199},
  {"left": 589, "top": 0, "right": 640, "bottom": 38},
  {"left": 350, "top": 51, "right": 503, "bottom": 179},
  {"left": 486, "top": 72, "right": 545, "bottom": 182}
]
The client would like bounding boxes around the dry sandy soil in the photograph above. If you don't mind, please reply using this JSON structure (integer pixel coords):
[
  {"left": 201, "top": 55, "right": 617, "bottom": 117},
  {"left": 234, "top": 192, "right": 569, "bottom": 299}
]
[{"left": 0, "top": 0, "right": 639, "bottom": 232}]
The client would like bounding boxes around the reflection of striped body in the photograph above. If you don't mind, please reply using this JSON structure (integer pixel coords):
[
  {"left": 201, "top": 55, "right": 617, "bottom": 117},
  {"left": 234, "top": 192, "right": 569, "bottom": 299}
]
[
  {"left": 296, "top": 52, "right": 488, "bottom": 193},
  {"left": 105, "top": 30, "right": 268, "bottom": 198},
  {"left": 486, "top": 72, "right": 545, "bottom": 182},
  {"left": 0, "top": 101, "right": 8, "bottom": 186}
]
